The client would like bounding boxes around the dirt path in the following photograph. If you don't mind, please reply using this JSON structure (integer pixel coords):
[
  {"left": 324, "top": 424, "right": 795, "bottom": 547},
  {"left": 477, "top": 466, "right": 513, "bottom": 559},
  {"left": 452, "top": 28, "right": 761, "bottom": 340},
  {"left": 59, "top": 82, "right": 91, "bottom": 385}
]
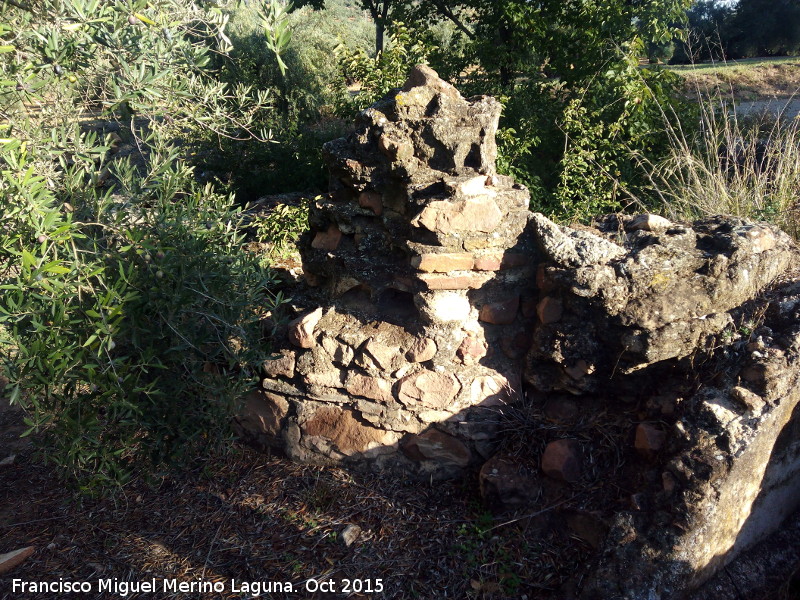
[{"left": 735, "top": 97, "right": 800, "bottom": 118}]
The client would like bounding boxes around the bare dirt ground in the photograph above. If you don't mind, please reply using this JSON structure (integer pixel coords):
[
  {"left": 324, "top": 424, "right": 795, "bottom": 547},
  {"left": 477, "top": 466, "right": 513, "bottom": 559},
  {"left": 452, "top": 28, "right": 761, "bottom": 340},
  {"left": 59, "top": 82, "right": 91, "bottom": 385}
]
[{"left": 0, "top": 395, "right": 589, "bottom": 600}]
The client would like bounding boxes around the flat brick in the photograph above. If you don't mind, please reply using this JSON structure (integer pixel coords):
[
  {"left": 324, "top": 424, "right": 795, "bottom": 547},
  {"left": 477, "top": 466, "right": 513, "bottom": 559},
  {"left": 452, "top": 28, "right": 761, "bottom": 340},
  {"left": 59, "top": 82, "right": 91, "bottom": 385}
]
[
  {"left": 411, "top": 253, "right": 474, "bottom": 273},
  {"left": 473, "top": 251, "right": 531, "bottom": 271},
  {"left": 358, "top": 191, "right": 383, "bottom": 216},
  {"left": 303, "top": 406, "right": 389, "bottom": 456},
  {"left": 420, "top": 272, "right": 491, "bottom": 290},
  {"left": 479, "top": 296, "right": 520, "bottom": 325}
]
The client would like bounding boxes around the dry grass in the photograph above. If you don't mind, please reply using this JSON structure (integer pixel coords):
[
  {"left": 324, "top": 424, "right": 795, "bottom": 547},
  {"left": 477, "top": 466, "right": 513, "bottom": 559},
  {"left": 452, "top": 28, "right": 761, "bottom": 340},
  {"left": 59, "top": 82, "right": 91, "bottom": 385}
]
[
  {"left": 630, "top": 76, "right": 800, "bottom": 238},
  {"left": 670, "top": 56, "right": 800, "bottom": 101}
]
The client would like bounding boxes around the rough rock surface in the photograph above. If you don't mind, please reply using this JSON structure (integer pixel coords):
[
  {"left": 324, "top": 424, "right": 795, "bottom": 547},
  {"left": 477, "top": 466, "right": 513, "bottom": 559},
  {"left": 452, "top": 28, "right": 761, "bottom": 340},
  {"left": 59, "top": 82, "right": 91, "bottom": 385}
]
[
  {"left": 579, "top": 275, "right": 800, "bottom": 600},
  {"left": 235, "top": 64, "right": 800, "bottom": 599},
  {"left": 242, "top": 65, "right": 533, "bottom": 479},
  {"left": 526, "top": 214, "right": 795, "bottom": 394}
]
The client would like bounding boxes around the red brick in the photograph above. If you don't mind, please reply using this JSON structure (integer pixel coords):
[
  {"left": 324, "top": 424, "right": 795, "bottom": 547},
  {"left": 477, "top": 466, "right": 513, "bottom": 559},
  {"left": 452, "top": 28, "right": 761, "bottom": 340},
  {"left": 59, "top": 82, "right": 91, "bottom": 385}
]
[
  {"left": 478, "top": 296, "right": 520, "bottom": 325},
  {"left": 469, "top": 375, "right": 510, "bottom": 406},
  {"left": 358, "top": 191, "right": 383, "bottom": 216},
  {"left": 0, "top": 547, "right": 35, "bottom": 575},
  {"left": 303, "top": 406, "right": 389, "bottom": 456},
  {"left": 541, "top": 439, "right": 582, "bottom": 483},
  {"left": 473, "top": 251, "right": 531, "bottom": 271},
  {"left": 420, "top": 272, "right": 490, "bottom": 290},
  {"left": 411, "top": 253, "right": 474, "bottom": 273},
  {"left": 311, "top": 224, "right": 342, "bottom": 251}
]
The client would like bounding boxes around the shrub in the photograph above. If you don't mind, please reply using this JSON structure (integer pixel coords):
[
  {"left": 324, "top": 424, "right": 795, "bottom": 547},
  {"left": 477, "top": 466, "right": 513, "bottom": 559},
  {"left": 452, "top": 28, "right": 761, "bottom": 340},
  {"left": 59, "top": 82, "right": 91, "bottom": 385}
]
[
  {"left": 0, "top": 0, "right": 287, "bottom": 491},
  {"left": 194, "top": 0, "right": 371, "bottom": 202},
  {"left": 336, "top": 23, "right": 434, "bottom": 112},
  {"left": 0, "top": 136, "right": 280, "bottom": 491}
]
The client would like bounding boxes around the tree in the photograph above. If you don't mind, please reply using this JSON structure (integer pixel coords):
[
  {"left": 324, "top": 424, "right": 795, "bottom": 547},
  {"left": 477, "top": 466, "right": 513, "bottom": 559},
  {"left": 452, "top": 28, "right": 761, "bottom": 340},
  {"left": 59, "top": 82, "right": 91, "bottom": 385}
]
[
  {"left": 294, "top": 0, "right": 396, "bottom": 54},
  {"left": 672, "top": 0, "right": 735, "bottom": 63},
  {"left": 729, "top": 0, "right": 800, "bottom": 57},
  {"left": 394, "top": 0, "right": 694, "bottom": 218},
  {"left": 401, "top": 0, "right": 692, "bottom": 87}
]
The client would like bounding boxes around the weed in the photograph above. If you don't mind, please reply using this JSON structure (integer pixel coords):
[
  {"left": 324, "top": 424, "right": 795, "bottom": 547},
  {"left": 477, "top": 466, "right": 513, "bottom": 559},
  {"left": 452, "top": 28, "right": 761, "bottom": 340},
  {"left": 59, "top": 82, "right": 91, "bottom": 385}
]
[
  {"left": 630, "top": 64, "right": 800, "bottom": 238},
  {"left": 253, "top": 198, "right": 310, "bottom": 259}
]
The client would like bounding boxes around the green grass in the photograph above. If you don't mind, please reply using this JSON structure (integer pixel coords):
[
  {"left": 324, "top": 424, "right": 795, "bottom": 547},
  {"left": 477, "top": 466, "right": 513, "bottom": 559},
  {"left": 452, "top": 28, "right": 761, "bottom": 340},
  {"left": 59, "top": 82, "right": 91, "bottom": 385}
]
[{"left": 668, "top": 55, "right": 800, "bottom": 73}]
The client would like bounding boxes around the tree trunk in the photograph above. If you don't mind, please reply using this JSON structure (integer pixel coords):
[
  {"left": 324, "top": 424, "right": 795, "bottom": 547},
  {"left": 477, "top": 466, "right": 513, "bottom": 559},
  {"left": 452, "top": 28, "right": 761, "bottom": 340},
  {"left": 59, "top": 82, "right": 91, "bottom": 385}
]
[
  {"left": 378, "top": 0, "right": 391, "bottom": 55},
  {"left": 376, "top": 19, "right": 385, "bottom": 54},
  {"left": 364, "top": 0, "right": 389, "bottom": 55}
]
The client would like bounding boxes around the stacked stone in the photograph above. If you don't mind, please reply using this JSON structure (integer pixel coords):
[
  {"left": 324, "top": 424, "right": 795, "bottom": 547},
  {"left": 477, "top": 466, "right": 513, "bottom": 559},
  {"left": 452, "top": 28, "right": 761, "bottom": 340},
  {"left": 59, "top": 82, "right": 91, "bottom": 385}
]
[
  {"left": 524, "top": 213, "right": 796, "bottom": 395},
  {"left": 300, "top": 64, "right": 534, "bottom": 332},
  {"left": 237, "top": 63, "right": 800, "bottom": 598},
  {"left": 244, "top": 65, "right": 538, "bottom": 478}
]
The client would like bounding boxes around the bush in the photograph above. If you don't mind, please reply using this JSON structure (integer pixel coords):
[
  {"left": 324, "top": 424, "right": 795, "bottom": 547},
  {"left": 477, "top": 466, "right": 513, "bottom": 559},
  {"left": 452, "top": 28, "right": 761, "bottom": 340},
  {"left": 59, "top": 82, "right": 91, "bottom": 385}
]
[
  {"left": 194, "top": 0, "right": 372, "bottom": 202},
  {"left": 548, "top": 55, "right": 691, "bottom": 222},
  {"left": 337, "top": 23, "right": 435, "bottom": 112},
  {"left": 0, "top": 0, "right": 286, "bottom": 491},
  {"left": 1, "top": 136, "right": 280, "bottom": 491}
]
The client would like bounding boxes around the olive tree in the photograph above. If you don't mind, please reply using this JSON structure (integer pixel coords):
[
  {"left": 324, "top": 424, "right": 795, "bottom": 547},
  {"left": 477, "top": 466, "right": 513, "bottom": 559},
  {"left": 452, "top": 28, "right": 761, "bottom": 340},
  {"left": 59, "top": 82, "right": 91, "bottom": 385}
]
[{"left": 0, "top": 0, "right": 290, "bottom": 491}]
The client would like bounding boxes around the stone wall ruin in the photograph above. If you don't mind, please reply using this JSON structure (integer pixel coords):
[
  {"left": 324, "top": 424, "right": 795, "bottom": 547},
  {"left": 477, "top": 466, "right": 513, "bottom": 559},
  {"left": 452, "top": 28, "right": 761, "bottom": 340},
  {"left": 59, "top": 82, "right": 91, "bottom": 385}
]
[{"left": 237, "top": 65, "right": 800, "bottom": 599}]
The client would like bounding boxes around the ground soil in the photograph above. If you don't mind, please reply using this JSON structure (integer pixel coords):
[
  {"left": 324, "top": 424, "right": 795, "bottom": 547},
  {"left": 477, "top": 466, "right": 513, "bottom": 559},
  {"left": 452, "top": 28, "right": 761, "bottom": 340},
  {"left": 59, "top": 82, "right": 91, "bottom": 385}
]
[
  {"left": 0, "top": 395, "right": 590, "bottom": 600},
  {"left": 672, "top": 56, "right": 800, "bottom": 101}
]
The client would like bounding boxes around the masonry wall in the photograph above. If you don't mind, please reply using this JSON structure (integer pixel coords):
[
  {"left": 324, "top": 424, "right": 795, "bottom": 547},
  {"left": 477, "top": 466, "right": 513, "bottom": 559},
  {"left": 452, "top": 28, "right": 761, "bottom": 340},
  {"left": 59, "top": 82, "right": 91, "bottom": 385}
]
[{"left": 236, "top": 65, "right": 800, "bottom": 599}]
